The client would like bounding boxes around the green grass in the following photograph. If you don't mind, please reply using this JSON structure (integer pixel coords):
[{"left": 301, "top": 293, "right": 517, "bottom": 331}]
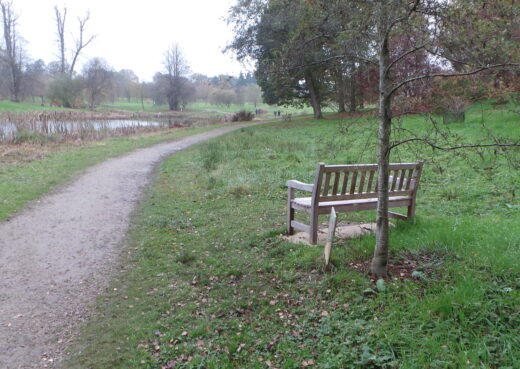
[
  {"left": 100, "top": 99, "right": 333, "bottom": 116},
  {"left": 0, "top": 100, "right": 74, "bottom": 112},
  {"left": 99, "top": 100, "right": 166, "bottom": 112},
  {"left": 0, "top": 124, "right": 229, "bottom": 222},
  {"left": 187, "top": 101, "right": 317, "bottom": 115},
  {"left": 66, "top": 103, "right": 519, "bottom": 368}
]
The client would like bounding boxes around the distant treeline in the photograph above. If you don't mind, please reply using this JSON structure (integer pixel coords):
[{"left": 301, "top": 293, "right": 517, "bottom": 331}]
[{"left": 0, "top": 1, "right": 261, "bottom": 110}]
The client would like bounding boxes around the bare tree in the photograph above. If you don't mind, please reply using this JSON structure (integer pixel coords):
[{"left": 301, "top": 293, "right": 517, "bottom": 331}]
[
  {"left": 54, "top": 5, "right": 67, "bottom": 74},
  {"left": 0, "top": 0, "right": 23, "bottom": 102},
  {"left": 82, "top": 57, "right": 113, "bottom": 109},
  {"left": 369, "top": 0, "right": 520, "bottom": 277},
  {"left": 69, "top": 11, "right": 95, "bottom": 75},
  {"left": 23, "top": 59, "right": 48, "bottom": 104},
  {"left": 163, "top": 44, "right": 190, "bottom": 110},
  {"left": 52, "top": 5, "right": 94, "bottom": 76}
]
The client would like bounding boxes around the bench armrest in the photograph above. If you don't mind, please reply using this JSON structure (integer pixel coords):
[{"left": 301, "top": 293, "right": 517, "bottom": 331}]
[{"left": 286, "top": 180, "right": 314, "bottom": 192}]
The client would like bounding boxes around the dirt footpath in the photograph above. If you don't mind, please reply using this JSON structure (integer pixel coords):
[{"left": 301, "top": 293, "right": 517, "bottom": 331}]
[{"left": 0, "top": 124, "right": 254, "bottom": 369}]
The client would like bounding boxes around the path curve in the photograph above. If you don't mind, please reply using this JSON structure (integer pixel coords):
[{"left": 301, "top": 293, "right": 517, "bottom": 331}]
[{"left": 0, "top": 124, "right": 255, "bottom": 369}]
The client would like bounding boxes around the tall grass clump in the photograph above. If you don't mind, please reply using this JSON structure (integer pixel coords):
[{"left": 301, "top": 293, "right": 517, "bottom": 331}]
[{"left": 199, "top": 141, "right": 222, "bottom": 171}]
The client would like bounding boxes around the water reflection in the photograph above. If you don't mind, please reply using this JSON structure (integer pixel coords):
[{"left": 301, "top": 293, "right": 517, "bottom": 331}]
[{"left": 0, "top": 119, "right": 181, "bottom": 142}]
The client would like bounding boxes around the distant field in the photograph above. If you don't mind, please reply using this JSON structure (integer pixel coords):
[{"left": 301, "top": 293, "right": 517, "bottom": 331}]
[
  {"left": 101, "top": 99, "right": 325, "bottom": 116},
  {"left": 0, "top": 100, "right": 73, "bottom": 112},
  {"left": 99, "top": 100, "right": 166, "bottom": 112},
  {"left": 67, "top": 102, "right": 519, "bottom": 368},
  {"left": 1, "top": 98, "right": 340, "bottom": 117}
]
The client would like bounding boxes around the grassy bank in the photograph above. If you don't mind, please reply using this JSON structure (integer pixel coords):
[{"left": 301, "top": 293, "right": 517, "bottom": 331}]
[
  {"left": 100, "top": 100, "right": 329, "bottom": 117},
  {"left": 0, "top": 124, "right": 230, "bottom": 222},
  {"left": 68, "top": 103, "right": 519, "bottom": 368},
  {"left": 0, "top": 100, "right": 74, "bottom": 112}
]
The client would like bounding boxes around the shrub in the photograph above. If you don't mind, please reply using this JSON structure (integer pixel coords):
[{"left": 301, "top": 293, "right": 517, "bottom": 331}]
[{"left": 230, "top": 110, "right": 254, "bottom": 122}]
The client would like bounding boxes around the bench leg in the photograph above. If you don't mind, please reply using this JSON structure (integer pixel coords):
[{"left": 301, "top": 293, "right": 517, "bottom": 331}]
[
  {"left": 309, "top": 210, "right": 318, "bottom": 245},
  {"left": 287, "top": 188, "right": 295, "bottom": 235},
  {"left": 287, "top": 207, "right": 295, "bottom": 235},
  {"left": 407, "top": 200, "right": 416, "bottom": 219}
]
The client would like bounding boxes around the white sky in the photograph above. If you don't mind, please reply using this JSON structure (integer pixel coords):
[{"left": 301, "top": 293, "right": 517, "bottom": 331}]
[{"left": 13, "top": 0, "right": 247, "bottom": 81}]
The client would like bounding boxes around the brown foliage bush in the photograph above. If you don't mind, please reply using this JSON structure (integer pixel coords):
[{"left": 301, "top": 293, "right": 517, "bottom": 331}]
[{"left": 230, "top": 110, "right": 254, "bottom": 122}]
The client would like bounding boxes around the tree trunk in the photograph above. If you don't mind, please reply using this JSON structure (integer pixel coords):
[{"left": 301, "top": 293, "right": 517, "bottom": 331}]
[
  {"left": 335, "top": 67, "right": 346, "bottom": 113},
  {"left": 55, "top": 6, "right": 67, "bottom": 74},
  {"left": 371, "top": 4, "right": 391, "bottom": 278},
  {"left": 306, "top": 73, "right": 323, "bottom": 119},
  {"left": 349, "top": 74, "right": 357, "bottom": 112},
  {"left": 1, "top": 2, "right": 21, "bottom": 103}
]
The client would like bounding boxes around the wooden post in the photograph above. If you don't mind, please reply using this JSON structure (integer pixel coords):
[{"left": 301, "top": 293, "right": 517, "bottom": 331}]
[
  {"left": 324, "top": 207, "right": 337, "bottom": 269},
  {"left": 310, "top": 163, "right": 325, "bottom": 244}
]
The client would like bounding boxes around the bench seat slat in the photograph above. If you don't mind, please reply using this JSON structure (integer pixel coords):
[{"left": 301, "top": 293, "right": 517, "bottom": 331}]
[
  {"left": 319, "top": 189, "right": 411, "bottom": 202},
  {"left": 292, "top": 196, "right": 412, "bottom": 214}
]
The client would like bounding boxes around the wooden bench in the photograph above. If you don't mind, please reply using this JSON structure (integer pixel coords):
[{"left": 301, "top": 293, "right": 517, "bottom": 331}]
[{"left": 286, "top": 162, "right": 424, "bottom": 244}]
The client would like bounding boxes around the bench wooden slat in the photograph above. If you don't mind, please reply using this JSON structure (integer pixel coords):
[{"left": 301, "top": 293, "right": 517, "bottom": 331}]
[
  {"left": 323, "top": 163, "right": 419, "bottom": 173},
  {"left": 341, "top": 172, "right": 349, "bottom": 194},
  {"left": 358, "top": 171, "right": 366, "bottom": 194},
  {"left": 390, "top": 170, "right": 399, "bottom": 191},
  {"left": 367, "top": 170, "right": 375, "bottom": 193},
  {"left": 397, "top": 169, "right": 406, "bottom": 190},
  {"left": 349, "top": 172, "right": 358, "bottom": 194},
  {"left": 319, "top": 189, "right": 412, "bottom": 202},
  {"left": 405, "top": 169, "right": 414, "bottom": 189},
  {"left": 332, "top": 172, "right": 340, "bottom": 195},
  {"left": 322, "top": 172, "right": 331, "bottom": 196},
  {"left": 316, "top": 197, "right": 412, "bottom": 215},
  {"left": 389, "top": 211, "right": 408, "bottom": 220},
  {"left": 291, "top": 220, "right": 310, "bottom": 233}
]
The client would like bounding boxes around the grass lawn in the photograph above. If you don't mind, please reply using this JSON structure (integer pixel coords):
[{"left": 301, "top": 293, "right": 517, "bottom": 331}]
[
  {"left": 67, "top": 103, "right": 519, "bottom": 368},
  {"left": 0, "top": 100, "right": 74, "bottom": 112},
  {"left": 100, "top": 99, "right": 335, "bottom": 117},
  {"left": 0, "top": 124, "right": 231, "bottom": 222},
  {"left": 99, "top": 100, "right": 167, "bottom": 112}
]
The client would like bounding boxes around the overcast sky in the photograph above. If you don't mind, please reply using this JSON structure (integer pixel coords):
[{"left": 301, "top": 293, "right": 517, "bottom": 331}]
[{"left": 13, "top": 0, "right": 247, "bottom": 81}]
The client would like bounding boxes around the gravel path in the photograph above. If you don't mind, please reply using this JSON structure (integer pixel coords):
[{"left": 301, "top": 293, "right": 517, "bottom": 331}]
[{"left": 0, "top": 124, "right": 254, "bottom": 369}]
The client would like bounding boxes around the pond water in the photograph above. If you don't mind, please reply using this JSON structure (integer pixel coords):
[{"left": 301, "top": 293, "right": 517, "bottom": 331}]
[{"left": 0, "top": 119, "right": 179, "bottom": 142}]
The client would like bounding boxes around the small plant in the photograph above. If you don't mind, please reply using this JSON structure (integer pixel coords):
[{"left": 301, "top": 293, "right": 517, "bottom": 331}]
[
  {"left": 230, "top": 110, "right": 254, "bottom": 122},
  {"left": 13, "top": 131, "right": 48, "bottom": 145},
  {"left": 228, "top": 184, "right": 251, "bottom": 197},
  {"left": 174, "top": 250, "right": 196, "bottom": 265},
  {"left": 199, "top": 141, "right": 222, "bottom": 170}
]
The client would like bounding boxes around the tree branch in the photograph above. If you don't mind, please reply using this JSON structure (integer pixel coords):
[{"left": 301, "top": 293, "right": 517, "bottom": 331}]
[
  {"left": 385, "top": 43, "right": 427, "bottom": 76},
  {"left": 389, "top": 138, "right": 520, "bottom": 152},
  {"left": 389, "top": 63, "right": 520, "bottom": 97}
]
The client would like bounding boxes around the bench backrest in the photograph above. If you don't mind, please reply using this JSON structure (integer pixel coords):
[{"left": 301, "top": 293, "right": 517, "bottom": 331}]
[{"left": 312, "top": 162, "right": 424, "bottom": 203}]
